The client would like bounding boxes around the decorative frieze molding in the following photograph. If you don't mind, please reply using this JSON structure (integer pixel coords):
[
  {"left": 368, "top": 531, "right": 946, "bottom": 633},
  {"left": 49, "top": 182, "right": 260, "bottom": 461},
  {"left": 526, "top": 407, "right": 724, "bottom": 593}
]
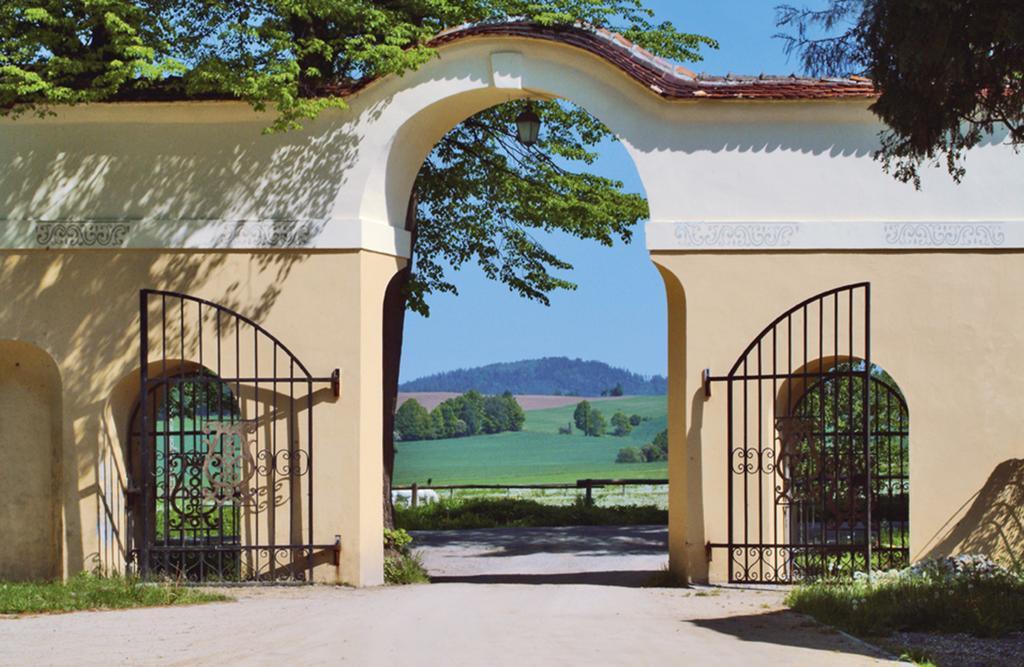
[
  {"left": 211, "top": 221, "right": 321, "bottom": 248},
  {"left": 35, "top": 221, "right": 132, "bottom": 248},
  {"left": 674, "top": 222, "right": 801, "bottom": 248},
  {"left": 647, "top": 220, "right": 1023, "bottom": 251},
  {"left": 1, "top": 217, "right": 412, "bottom": 256},
  {"left": 882, "top": 222, "right": 1005, "bottom": 248}
]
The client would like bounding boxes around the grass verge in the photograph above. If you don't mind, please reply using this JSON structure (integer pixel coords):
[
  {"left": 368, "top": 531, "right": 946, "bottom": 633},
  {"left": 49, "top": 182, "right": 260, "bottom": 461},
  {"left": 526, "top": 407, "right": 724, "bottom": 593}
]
[
  {"left": 395, "top": 497, "right": 667, "bottom": 530},
  {"left": 0, "top": 573, "right": 230, "bottom": 615},
  {"left": 786, "top": 564, "right": 1024, "bottom": 638}
]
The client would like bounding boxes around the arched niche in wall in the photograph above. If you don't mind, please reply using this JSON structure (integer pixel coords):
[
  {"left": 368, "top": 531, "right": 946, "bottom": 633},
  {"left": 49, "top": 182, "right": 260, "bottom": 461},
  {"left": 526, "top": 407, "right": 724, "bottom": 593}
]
[{"left": 0, "top": 340, "right": 63, "bottom": 581}]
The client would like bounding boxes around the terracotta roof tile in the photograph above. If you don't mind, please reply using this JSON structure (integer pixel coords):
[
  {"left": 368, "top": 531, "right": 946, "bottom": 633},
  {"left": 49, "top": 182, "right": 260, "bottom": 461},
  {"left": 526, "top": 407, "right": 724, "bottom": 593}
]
[{"left": 431, "top": 22, "right": 877, "bottom": 101}]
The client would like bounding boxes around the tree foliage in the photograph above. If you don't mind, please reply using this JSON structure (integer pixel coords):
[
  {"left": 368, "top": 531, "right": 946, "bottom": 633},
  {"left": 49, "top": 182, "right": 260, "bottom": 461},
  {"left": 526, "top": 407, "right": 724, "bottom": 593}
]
[
  {"left": 573, "top": 400, "right": 605, "bottom": 436},
  {"left": 573, "top": 400, "right": 592, "bottom": 433},
  {"left": 615, "top": 446, "right": 643, "bottom": 463},
  {"left": 776, "top": 0, "right": 1024, "bottom": 187},
  {"left": 610, "top": 411, "right": 632, "bottom": 436},
  {"left": 615, "top": 428, "right": 666, "bottom": 463},
  {"left": 640, "top": 428, "right": 668, "bottom": 462},
  {"left": 394, "top": 398, "right": 434, "bottom": 441},
  {"left": 395, "top": 390, "right": 524, "bottom": 441},
  {"left": 2, "top": 2, "right": 715, "bottom": 130}
]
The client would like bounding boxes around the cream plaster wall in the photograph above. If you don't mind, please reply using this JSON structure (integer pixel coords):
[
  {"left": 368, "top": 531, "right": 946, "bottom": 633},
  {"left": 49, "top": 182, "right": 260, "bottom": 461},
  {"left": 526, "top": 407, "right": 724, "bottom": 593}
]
[
  {"left": 0, "top": 250, "right": 400, "bottom": 585},
  {"left": 652, "top": 251, "right": 1024, "bottom": 580}
]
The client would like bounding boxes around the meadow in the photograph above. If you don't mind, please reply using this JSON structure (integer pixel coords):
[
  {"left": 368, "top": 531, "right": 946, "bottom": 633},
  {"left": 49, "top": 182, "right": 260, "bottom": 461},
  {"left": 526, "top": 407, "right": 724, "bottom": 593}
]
[{"left": 393, "top": 395, "right": 668, "bottom": 485}]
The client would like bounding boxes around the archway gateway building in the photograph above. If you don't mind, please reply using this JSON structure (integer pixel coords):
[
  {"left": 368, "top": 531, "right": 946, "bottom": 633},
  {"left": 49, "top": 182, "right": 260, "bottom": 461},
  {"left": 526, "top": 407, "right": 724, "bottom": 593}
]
[{"left": 1, "top": 23, "right": 1022, "bottom": 586}]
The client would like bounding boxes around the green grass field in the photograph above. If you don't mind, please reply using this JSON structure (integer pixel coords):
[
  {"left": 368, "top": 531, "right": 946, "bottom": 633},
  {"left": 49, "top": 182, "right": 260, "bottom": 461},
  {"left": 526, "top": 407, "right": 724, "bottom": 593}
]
[{"left": 393, "top": 395, "right": 668, "bottom": 485}]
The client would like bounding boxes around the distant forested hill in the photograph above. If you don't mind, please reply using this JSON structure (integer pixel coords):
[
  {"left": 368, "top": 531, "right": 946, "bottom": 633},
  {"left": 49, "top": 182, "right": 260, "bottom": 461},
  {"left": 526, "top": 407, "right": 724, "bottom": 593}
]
[{"left": 400, "top": 358, "right": 667, "bottom": 396}]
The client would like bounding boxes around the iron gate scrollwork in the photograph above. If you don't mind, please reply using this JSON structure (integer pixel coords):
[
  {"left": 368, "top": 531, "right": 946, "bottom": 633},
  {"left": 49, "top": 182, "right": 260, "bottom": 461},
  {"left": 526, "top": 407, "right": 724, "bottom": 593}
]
[
  {"left": 705, "top": 282, "right": 909, "bottom": 583},
  {"left": 129, "top": 290, "right": 341, "bottom": 582}
]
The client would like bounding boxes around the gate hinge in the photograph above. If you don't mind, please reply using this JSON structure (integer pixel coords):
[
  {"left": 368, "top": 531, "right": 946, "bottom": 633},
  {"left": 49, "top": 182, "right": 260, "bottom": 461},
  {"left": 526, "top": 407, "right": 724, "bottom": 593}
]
[
  {"left": 333, "top": 535, "right": 342, "bottom": 566},
  {"left": 702, "top": 369, "right": 728, "bottom": 399},
  {"left": 331, "top": 369, "right": 341, "bottom": 398}
]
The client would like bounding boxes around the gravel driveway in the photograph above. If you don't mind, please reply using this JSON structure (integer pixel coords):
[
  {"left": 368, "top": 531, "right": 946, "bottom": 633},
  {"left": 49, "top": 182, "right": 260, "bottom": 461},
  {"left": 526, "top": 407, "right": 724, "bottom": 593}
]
[
  {"left": 0, "top": 584, "right": 894, "bottom": 666},
  {"left": 0, "top": 526, "right": 900, "bottom": 666}
]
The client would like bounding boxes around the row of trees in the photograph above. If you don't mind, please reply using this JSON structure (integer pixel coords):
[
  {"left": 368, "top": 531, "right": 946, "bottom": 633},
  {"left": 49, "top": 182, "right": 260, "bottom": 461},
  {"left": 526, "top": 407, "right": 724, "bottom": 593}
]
[
  {"left": 616, "top": 429, "right": 668, "bottom": 464},
  {"left": 394, "top": 391, "right": 525, "bottom": 442},
  {"left": 572, "top": 401, "right": 644, "bottom": 437},
  {"left": 401, "top": 358, "right": 667, "bottom": 396}
]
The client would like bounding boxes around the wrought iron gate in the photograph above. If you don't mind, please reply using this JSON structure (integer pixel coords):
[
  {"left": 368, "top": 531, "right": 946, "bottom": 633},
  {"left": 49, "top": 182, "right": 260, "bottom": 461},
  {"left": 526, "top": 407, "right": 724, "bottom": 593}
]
[
  {"left": 129, "top": 290, "right": 340, "bottom": 582},
  {"left": 705, "top": 283, "right": 909, "bottom": 583}
]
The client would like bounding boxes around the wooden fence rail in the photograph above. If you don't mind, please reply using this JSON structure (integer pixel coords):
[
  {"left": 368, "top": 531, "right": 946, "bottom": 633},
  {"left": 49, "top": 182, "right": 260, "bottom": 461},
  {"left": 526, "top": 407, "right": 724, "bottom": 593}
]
[{"left": 393, "top": 478, "right": 668, "bottom": 507}]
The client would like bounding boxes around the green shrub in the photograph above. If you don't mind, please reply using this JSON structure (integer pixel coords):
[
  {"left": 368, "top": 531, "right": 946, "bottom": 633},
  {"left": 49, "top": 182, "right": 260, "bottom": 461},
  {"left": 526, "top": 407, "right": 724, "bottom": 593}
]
[
  {"left": 384, "top": 552, "right": 430, "bottom": 585},
  {"left": 615, "top": 446, "right": 644, "bottom": 463},
  {"left": 611, "top": 411, "right": 633, "bottom": 436},
  {"left": 786, "top": 556, "right": 1024, "bottom": 638},
  {"left": 384, "top": 527, "right": 414, "bottom": 552},
  {"left": 395, "top": 497, "right": 666, "bottom": 530},
  {"left": 383, "top": 527, "right": 429, "bottom": 585}
]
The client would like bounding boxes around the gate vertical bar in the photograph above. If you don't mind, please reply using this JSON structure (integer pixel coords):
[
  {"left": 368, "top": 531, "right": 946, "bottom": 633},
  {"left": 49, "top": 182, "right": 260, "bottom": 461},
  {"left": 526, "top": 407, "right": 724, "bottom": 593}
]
[
  {"left": 307, "top": 379, "right": 314, "bottom": 581},
  {"left": 726, "top": 381, "right": 734, "bottom": 582},
  {"left": 863, "top": 284, "right": 873, "bottom": 580},
  {"left": 756, "top": 341, "right": 763, "bottom": 581},
  {"left": 138, "top": 290, "right": 151, "bottom": 577},
  {"left": 742, "top": 357, "right": 749, "bottom": 580}
]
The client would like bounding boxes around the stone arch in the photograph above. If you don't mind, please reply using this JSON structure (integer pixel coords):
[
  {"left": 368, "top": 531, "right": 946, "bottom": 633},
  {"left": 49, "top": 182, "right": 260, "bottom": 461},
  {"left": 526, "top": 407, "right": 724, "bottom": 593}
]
[
  {"left": 0, "top": 340, "right": 63, "bottom": 581},
  {"left": 348, "top": 34, "right": 661, "bottom": 230}
]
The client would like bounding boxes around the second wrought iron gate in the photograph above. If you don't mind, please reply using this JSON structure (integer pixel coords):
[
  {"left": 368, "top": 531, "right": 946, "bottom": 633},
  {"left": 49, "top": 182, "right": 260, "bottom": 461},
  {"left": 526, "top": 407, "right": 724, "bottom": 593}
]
[
  {"left": 705, "top": 283, "right": 909, "bottom": 583},
  {"left": 129, "top": 290, "right": 340, "bottom": 582}
]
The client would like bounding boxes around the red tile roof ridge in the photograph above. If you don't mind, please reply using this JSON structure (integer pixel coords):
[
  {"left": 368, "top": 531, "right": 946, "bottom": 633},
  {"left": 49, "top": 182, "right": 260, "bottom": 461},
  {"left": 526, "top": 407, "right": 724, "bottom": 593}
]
[{"left": 432, "top": 21, "right": 877, "bottom": 100}]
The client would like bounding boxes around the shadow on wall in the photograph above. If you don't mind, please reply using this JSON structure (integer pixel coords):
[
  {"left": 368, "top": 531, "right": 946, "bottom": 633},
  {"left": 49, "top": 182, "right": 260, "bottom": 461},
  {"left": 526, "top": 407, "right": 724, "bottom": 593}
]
[
  {"left": 0, "top": 250, "right": 316, "bottom": 575},
  {"left": 922, "top": 458, "right": 1024, "bottom": 569},
  {"left": 0, "top": 104, "right": 379, "bottom": 225}
]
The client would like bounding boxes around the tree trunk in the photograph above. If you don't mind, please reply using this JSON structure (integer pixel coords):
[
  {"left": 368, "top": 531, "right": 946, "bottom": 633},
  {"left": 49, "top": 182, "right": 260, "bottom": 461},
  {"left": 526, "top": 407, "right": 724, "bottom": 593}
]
[{"left": 382, "top": 191, "right": 417, "bottom": 529}]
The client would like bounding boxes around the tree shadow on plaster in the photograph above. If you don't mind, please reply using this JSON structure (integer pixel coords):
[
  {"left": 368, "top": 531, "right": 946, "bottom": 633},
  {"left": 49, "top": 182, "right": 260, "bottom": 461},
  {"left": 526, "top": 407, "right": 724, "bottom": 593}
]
[
  {"left": 920, "top": 458, "right": 1024, "bottom": 570},
  {"left": 0, "top": 112, "right": 369, "bottom": 227},
  {"left": 0, "top": 251, "right": 315, "bottom": 574}
]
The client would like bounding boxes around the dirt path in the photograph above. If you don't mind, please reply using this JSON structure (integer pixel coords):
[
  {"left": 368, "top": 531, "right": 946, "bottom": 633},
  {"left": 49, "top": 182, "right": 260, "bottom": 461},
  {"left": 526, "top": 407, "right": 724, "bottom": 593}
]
[
  {"left": 410, "top": 525, "right": 669, "bottom": 585},
  {"left": 0, "top": 584, "right": 893, "bottom": 666}
]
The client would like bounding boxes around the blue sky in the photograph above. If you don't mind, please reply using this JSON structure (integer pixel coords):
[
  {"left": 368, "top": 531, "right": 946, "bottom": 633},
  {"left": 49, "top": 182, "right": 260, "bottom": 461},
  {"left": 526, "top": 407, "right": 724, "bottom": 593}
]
[{"left": 400, "top": 1, "right": 805, "bottom": 383}]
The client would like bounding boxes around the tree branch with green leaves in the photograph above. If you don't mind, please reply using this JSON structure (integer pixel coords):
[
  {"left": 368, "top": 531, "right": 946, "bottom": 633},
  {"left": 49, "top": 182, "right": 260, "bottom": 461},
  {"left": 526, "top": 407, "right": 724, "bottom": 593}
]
[{"left": 776, "top": 0, "right": 1024, "bottom": 187}]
